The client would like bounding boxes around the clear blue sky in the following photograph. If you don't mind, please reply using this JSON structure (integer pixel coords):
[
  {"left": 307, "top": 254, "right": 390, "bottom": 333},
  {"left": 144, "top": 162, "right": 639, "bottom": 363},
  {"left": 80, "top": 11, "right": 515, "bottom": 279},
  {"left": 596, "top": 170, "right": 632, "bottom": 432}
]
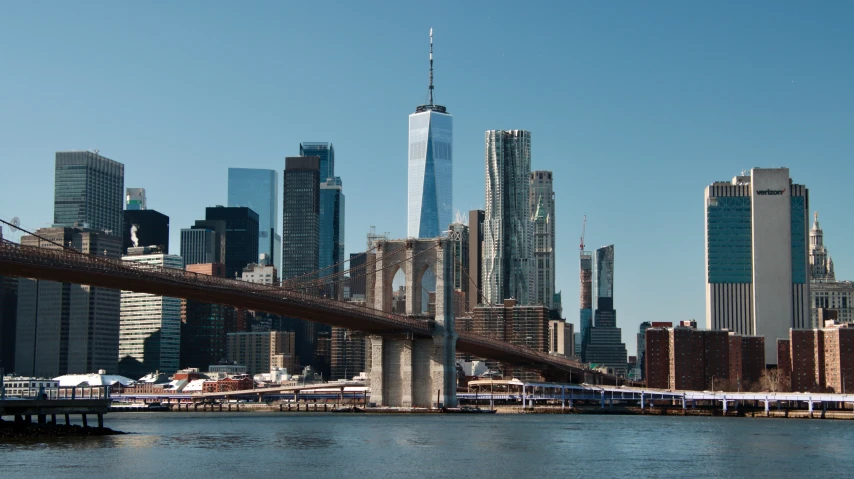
[{"left": 2, "top": 1, "right": 853, "bottom": 355}]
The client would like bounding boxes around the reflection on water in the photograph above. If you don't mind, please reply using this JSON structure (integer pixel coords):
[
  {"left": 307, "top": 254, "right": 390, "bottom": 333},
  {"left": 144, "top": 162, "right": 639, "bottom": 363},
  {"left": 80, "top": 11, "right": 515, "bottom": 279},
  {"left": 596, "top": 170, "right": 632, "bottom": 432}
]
[{"left": 3, "top": 413, "right": 854, "bottom": 479}]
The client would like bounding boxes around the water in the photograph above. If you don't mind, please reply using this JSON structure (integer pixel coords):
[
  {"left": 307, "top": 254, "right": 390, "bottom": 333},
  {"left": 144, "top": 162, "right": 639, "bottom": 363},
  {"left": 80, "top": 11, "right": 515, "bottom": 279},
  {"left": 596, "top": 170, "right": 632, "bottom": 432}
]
[{"left": 2, "top": 412, "right": 853, "bottom": 478}]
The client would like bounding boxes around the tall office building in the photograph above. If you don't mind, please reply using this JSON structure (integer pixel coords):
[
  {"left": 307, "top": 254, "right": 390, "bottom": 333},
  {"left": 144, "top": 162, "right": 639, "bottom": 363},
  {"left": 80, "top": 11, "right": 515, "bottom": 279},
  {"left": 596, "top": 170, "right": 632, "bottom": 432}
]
[
  {"left": 704, "top": 168, "right": 810, "bottom": 364},
  {"left": 408, "top": 29, "right": 453, "bottom": 239},
  {"left": 282, "top": 157, "right": 321, "bottom": 281},
  {"left": 205, "top": 206, "right": 259, "bottom": 280},
  {"left": 126, "top": 188, "right": 146, "bottom": 211},
  {"left": 467, "top": 210, "right": 485, "bottom": 312},
  {"left": 123, "top": 209, "right": 169, "bottom": 255},
  {"left": 0, "top": 272, "right": 17, "bottom": 373},
  {"left": 584, "top": 245, "right": 628, "bottom": 376},
  {"left": 807, "top": 213, "right": 854, "bottom": 325},
  {"left": 16, "top": 228, "right": 122, "bottom": 377},
  {"left": 448, "top": 219, "right": 469, "bottom": 311},
  {"left": 483, "top": 130, "right": 532, "bottom": 306},
  {"left": 300, "top": 143, "right": 335, "bottom": 183},
  {"left": 181, "top": 220, "right": 226, "bottom": 266},
  {"left": 227, "top": 168, "right": 280, "bottom": 272},
  {"left": 226, "top": 331, "right": 297, "bottom": 377},
  {"left": 119, "top": 248, "right": 183, "bottom": 377},
  {"left": 319, "top": 177, "right": 345, "bottom": 300},
  {"left": 282, "top": 156, "right": 322, "bottom": 373},
  {"left": 530, "top": 171, "right": 555, "bottom": 309},
  {"left": 579, "top": 250, "right": 593, "bottom": 361},
  {"left": 637, "top": 321, "right": 652, "bottom": 380},
  {"left": 54, "top": 151, "right": 124, "bottom": 234}
]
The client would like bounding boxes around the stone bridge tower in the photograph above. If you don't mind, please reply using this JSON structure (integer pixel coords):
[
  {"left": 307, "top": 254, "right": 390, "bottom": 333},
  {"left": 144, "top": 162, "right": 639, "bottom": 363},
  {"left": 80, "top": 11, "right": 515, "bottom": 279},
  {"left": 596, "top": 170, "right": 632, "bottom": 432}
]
[{"left": 365, "top": 238, "right": 457, "bottom": 408}]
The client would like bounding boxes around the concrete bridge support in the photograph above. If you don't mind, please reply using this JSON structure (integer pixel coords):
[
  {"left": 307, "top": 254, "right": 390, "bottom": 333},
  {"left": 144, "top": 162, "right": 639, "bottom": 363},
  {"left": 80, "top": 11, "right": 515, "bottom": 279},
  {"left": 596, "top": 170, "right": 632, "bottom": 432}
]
[{"left": 366, "top": 238, "right": 457, "bottom": 408}]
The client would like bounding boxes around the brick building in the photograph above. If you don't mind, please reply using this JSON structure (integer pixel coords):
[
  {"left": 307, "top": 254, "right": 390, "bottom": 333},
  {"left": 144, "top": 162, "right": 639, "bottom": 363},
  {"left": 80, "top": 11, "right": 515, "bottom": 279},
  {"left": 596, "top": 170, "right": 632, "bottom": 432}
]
[{"left": 778, "top": 324, "right": 854, "bottom": 393}]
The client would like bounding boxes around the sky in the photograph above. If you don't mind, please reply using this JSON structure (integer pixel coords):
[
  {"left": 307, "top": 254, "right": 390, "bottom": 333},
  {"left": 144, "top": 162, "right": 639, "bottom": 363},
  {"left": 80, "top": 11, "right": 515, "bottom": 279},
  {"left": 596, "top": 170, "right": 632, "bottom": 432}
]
[{"left": 1, "top": 1, "right": 853, "bottom": 356}]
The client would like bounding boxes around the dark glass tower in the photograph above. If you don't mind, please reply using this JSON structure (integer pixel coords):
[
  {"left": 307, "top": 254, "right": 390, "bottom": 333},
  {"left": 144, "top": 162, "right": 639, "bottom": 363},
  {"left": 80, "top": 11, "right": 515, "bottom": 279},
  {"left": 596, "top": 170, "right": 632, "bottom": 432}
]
[
  {"left": 584, "top": 245, "right": 628, "bottom": 376},
  {"left": 300, "top": 143, "right": 334, "bottom": 183},
  {"left": 204, "top": 207, "right": 259, "bottom": 280},
  {"left": 282, "top": 157, "right": 320, "bottom": 281},
  {"left": 123, "top": 210, "right": 170, "bottom": 255},
  {"left": 54, "top": 151, "right": 124, "bottom": 234},
  {"left": 319, "top": 177, "right": 345, "bottom": 299},
  {"left": 227, "top": 168, "right": 280, "bottom": 270}
]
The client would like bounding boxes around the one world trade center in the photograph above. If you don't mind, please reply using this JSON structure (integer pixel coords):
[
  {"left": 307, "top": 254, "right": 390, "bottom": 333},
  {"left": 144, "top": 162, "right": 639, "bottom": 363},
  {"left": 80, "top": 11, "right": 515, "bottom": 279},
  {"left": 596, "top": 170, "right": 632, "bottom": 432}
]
[{"left": 408, "top": 28, "right": 453, "bottom": 239}]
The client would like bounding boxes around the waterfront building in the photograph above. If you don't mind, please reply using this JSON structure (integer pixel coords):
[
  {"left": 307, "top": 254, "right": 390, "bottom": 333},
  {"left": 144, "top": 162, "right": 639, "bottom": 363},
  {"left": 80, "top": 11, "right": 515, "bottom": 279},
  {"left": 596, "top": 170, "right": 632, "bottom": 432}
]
[
  {"left": 226, "top": 331, "right": 297, "bottom": 377},
  {"left": 808, "top": 213, "right": 854, "bottom": 325},
  {"left": 330, "top": 327, "right": 366, "bottom": 381},
  {"left": 123, "top": 209, "right": 169, "bottom": 255},
  {"left": 483, "top": 130, "right": 533, "bottom": 306},
  {"left": 126, "top": 188, "right": 146, "bottom": 211},
  {"left": 585, "top": 245, "right": 628, "bottom": 376},
  {"left": 777, "top": 323, "right": 854, "bottom": 393},
  {"left": 704, "top": 168, "right": 810, "bottom": 364},
  {"left": 530, "top": 171, "right": 555, "bottom": 309},
  {"left": 468, "top": 299, "right": 549, "bottom": 381},
  {"left": 320, "top": 177, "right": 345, "bottom": 300},
  {"left": 644, "top": 324, "right": 764, "bottom": 390},
  {"left": 119, "top": 247, "right": 183, "bottom": 377},
  {"left": 15, "top": 227, "right": 122, "bottom": 378},
  {"left": 1, "top": 376, "right": 59, "bottom": 398},
  {"left": 227, "top": 168, "right": 280, "bottom": 272},
  {"left": 54, "top": 151, "right": 124, "bottom": 234},
  {"left": 408, "top": 30, "right": 453, "bottom": 239},
  {"left": 205, "top": 206, "right": 259, "bottom": 280}
]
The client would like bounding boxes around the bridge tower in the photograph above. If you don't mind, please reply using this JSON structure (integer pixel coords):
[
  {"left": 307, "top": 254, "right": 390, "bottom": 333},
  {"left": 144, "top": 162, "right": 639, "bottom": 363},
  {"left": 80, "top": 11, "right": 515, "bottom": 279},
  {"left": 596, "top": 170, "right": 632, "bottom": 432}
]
[{"left": 365, "top": 238, "right": 457, "bottom": 408}]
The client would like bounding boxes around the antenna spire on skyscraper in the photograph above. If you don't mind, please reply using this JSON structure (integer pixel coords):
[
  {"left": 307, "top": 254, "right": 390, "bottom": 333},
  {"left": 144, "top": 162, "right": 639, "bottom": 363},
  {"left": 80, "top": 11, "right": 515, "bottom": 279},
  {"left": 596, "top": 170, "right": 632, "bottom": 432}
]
[{"left": 429, "top": 28, "right": 434, "bottom": 106}]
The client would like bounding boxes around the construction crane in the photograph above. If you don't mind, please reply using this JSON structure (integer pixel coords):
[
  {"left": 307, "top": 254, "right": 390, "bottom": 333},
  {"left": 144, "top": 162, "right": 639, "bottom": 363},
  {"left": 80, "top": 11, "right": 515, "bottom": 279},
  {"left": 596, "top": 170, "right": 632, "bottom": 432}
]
[{"left": 579, "top": 215, "right": 586, "bottom": 251}]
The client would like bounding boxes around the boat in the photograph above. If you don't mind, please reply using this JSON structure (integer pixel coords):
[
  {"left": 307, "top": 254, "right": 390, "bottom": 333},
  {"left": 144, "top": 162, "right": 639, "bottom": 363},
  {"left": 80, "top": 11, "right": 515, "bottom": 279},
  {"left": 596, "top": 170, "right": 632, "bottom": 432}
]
[{"left": 442, "top": 406, "right": 497, "bottom": 414}]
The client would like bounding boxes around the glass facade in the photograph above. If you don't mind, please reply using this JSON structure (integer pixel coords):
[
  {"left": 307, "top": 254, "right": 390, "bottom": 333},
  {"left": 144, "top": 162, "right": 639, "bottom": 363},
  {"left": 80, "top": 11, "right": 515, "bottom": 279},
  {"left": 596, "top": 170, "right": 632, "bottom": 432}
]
[
  {"left": 228, "top": 168, "right": 279, "bottom": 270},
  {"left": 204, "top": 207, "right": 260, "bottom": 279},
  {"left": 54, "top": 151, "right": 124, "bottom": 234},
  {"left": 706, "top": 196, "right": 753, "bottom": 284},
  {"left": 319, "top": 177, "right": 345, "bottom": 298},
  {"left": 593, "top": 245, "right": 615, "bottom": 315},
  {"left": 408, "top": 110, "right": 453, "bottom": 238},
  {"left": 282, "top": 157, "right": 320, "bottom": 281},
  {"left": 300, "top": 143, "right": 335, "bottom": 182},
  {"left": 123, "top": 209, "right": 169, "bottom": 255},
  {"left": 791, "top": 196, "right": 808, "bottom": 284}
]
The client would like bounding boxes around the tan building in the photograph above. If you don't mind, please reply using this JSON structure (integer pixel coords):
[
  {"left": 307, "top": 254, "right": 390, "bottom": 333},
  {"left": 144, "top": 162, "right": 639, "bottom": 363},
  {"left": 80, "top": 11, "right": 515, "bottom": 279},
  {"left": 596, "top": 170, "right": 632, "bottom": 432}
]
[
  {"left": 548, "top": 320, "right": 575, "bottom": 358},
  {"left": 227, "top": 331, "right": 296, "bottom": 377}
]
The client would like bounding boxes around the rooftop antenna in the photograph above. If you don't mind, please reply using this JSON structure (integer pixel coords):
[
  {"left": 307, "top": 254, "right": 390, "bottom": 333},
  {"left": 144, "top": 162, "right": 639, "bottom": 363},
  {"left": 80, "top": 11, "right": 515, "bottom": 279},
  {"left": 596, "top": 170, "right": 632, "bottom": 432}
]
[{"left": 428, "top": 28, "right": 434, "bottom": 106}]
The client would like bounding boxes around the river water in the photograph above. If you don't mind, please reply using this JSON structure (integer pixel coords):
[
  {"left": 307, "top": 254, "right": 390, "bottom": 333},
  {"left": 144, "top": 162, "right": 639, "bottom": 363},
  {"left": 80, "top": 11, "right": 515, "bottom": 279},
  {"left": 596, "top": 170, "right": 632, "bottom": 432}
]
[{"left": 2, "top": 412, "right": 852, "bottom": 478}]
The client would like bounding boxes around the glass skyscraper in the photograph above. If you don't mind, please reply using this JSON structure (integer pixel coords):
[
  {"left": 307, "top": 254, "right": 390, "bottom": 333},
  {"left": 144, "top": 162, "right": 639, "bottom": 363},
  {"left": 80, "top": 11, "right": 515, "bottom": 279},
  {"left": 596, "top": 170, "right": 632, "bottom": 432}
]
[
  {"left": 483, "top": 130, "right": 532, "bottom": 305},
  {"left": 408, "top": 30, "right": 452, "bottom": 239},
  {"left": 227, "top": 168, "right": 280, "bottom": 270},
  {"left": 282, "top": 157, "right": 320, "bottom": 281},
  {"left": 54, "top": 151, "right": 124, "bottom": 234},
  {"left": 300, "top": 143, "right": 334, "bottom": 182},
  {"left": 585, "top": 244, "right": 628, "bottom": 376},
  {"left": 204, "top": 206, "right": 259, "bottom": 280},
  {"left": 320, "top": 177, "right": 345, "bottom": 299}
]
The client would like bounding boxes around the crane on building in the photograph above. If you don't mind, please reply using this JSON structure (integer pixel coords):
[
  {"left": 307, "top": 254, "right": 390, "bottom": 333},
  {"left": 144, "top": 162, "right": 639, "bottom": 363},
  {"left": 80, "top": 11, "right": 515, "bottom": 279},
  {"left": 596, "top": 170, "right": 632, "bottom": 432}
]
[{"left": 579, "top": 215, "right": 586, "bottom": 251}]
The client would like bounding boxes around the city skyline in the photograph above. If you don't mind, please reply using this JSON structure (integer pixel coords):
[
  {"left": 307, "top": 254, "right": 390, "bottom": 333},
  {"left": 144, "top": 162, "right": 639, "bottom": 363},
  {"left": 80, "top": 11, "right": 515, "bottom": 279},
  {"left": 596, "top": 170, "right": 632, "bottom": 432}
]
[{"left": 2, "top": 2, "right": 854, "bottom": 356}]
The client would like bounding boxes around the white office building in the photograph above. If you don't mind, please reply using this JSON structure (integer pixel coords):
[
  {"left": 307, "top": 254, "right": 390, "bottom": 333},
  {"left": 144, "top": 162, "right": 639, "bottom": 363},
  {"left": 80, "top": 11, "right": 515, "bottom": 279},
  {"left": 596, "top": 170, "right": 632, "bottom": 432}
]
[
  {"left": 704, "top": 168, "right": 810, "bottom": 364},
  {"left": 119, "top": 249, "right": 183, "bottom": 377}
]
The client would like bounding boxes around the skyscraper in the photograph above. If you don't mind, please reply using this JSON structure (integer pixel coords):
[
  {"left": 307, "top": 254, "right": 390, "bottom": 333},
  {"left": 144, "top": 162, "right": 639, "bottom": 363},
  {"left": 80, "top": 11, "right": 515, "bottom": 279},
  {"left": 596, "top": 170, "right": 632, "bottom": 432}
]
[
  {"left": 319, "top": 177, "right": 345, "bottom": 300},
  {"left": 483, "top": 130, "right": 532, "bottom": 305},
  {"left": 227, "top": 168, "right": 280, "bottom": 271},
  {"left": 579, "top": 250, "right": 593, "bottom": 361},
  {"left": 181, "top": 263, "right": 232, "bottom": 369},
  {"left": 181, "top": 220, "right": 226, "bottom": 266},
  {"left": 704, "top": 168, "right": 810, "bottom": 364},
  {"left": 282, "top": 157, "right": 320, "bottom": 281},
  {"left": 16, "top": 228, "right": 122, "bottom": 377},
  {"left": 300, "top": 143, "right": 335, "bottom": 183},
  {"left": 530, "top": 171, "right": 555, "bottom": 309},
  {"left": 585, "top": 245, "right": 628, "bottom": 376},
  {"left": 205, "top": 206, "right": 259, "bottom": 280},
  {"left": 54, "top": 151, "right": 124, "bottom": 234},
  {"left": 119, "top": 248, "right": 183, "bottom": 377},
  {"left": 408, "top": 29, "right": 453, "bottom": 239},
  {"left": 467, "top": 210, "right": 485, "bottom": 312}
]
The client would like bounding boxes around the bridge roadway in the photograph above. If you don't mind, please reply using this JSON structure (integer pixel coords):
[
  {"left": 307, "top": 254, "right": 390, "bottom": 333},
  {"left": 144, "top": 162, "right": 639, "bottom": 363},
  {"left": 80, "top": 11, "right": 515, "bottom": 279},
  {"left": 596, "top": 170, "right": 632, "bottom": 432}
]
[{"left": 0, "top": 241, "right": 610, "bottom": 383}]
